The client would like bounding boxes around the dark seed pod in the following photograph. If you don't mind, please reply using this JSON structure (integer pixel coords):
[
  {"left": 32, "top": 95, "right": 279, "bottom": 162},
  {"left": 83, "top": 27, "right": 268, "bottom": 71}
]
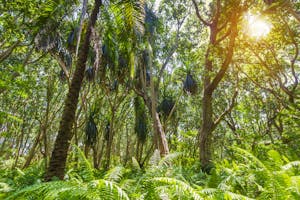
[
  {"left": 65, "top": 53, "right": 72, "bottom": 68},
  {"left": 85, "top": 115, "right": 98, "bottom": 146},
  {"left": 158, "top": 97, "right": 175, "bottom": 117},
  {"left": 105, "top": 122, "right": 110, "bottom": 141},
  {"left": 145, "top": 5, "right": 158, "bottom": 36},
  {"left": 67, "top": 27, "right": 78, "bottom": 53},
  {"left": 110, "top": 80, "right": 118, "bottom": 91},
  {"left": 35, "top": 31, "right": 59, "bottom": 52},
  {"left": 118, "top": 56, "right": 127, "bottom": 69},
  {"left": 85, "top": 67, "right": 95, "bottom": 82},
  {"left": 59, "top": 70, "right": 66, "bottom": 82},
  {"left": 142, "top": 50, "right": 151, "bottom": 69},
  {"left": 102, "top": 45, "right": 108, "bottom": 59},
  {"left": 183, "top": 73, "right": 197, "bottom": 95},
  {"left": 146, "top": 70, "right": 150, "bottom": 87},
  {"left": 134, "top": 96, "right": 147, "bottom": 143}
]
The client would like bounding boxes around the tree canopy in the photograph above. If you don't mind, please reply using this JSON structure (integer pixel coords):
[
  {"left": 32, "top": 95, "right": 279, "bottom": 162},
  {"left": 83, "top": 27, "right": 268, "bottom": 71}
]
[{"left": 0, "top": 0, "right": 300, "bottom": 199}]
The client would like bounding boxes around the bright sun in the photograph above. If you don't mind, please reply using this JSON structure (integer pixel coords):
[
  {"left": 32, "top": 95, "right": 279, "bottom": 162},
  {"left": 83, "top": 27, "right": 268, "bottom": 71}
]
[{"left": 245, "top": 14, "right": 272, "bottom": 39}]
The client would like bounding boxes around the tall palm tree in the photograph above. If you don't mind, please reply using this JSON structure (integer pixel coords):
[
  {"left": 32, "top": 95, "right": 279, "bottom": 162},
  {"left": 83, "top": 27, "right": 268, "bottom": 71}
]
[{"left": 45, "top": 0, "right": 102, "bottom": 181}]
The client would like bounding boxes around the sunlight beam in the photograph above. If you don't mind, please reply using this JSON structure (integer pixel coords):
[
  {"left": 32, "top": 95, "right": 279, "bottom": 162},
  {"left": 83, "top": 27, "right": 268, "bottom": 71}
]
[{"left": 245, "top": 13, "right": 272, "bottom": 39}]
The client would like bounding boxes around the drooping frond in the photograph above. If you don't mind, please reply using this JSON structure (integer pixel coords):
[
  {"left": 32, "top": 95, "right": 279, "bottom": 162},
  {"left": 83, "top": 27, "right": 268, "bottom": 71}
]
[
  {"left": 158, "top": 152, "right": 182, "bottom": 168},
  {"left": 6, "top": 179, "right": 130, "bottom": 200},
  {"left": 201, "top": 188, "right": 255, "bottom": 200},
  {"left": 282, "top": 161, "right": 300, "bottom": 171},
  {"left": 104, "top": 166, "right": 125, "bottom": 183},
  {"left": 113, "top": 0, "right": 145, "bottom": 36},
  {"left": 148, "top": 177, "right": 203, "bottom": 200},
  {"left": 148, "top": 149, "right": 161, "bottom": 167}
]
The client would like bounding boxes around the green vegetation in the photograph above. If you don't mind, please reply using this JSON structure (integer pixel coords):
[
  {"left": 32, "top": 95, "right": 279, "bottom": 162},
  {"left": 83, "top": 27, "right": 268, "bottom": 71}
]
[{"left": 0, "top": 0, "right": 299, "bottom": 199}]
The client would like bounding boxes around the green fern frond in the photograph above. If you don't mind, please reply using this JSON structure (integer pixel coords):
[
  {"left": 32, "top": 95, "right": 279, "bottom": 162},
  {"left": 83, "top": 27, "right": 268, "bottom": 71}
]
[
  {"left": 90, "top": 179, "right": 130, "bottom": 200},
  {"left": 224, "top": 191, "right": 255, "bottom": 200},
  {"left": 0, "top": 182, "right": 11, "bottom": 193},
  {"left": 149, "top": 149, "right": 161, "bottom": 167},
  {"left": 282, "top": 161, "right": 300, "bottom": 171},
  {"left": 150, "top": 177, "right": 203, "bottom": 200},
  {"left": 6, "top": 178, "right": 130, "bottom": 200},
  {"left": 158, "top": 152, "right": 182, "bottom": 168},
  {"left": 201, "top": 188, "right": 254, "bottom": 200},
  {"left": 231, "top": 147, "right": 269, "bottom": 171},
  {"left": 104, "top": 166, "right": 125, "bottom": 183},
  {"left": 132, "top": 157, "right": 141, "bottom": 171},
  {"left": 70, "top": 145, "right": 94, "bottom": 181}
]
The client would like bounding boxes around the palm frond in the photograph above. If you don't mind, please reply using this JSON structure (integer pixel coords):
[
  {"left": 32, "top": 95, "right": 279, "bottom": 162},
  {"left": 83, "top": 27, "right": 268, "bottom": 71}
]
[{"left": 114, "top": 0, "right": 145, "bottom": 36}]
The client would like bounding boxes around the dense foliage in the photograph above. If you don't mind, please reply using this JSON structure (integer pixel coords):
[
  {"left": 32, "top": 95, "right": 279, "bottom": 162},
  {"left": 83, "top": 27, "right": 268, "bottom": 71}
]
[{"left": 0, "top": 0, "right": 299, "bottom": 199}]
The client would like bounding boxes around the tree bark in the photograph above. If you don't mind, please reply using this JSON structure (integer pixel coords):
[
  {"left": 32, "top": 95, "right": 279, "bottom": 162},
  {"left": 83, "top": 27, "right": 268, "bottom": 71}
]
[
  {"left": 199, "top": 11, "right": 239, "bottom": 172},
  {"left": 45, "top": 0, "right": 102, "bottom": 181},
  {"left": 148, "top": 42, "right": 169, "bottom": 156}
]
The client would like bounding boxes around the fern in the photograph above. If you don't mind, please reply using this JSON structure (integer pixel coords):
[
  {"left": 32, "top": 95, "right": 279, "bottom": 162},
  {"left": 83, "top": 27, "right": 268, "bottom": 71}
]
[
  {"left": 68, "top": 145, "right": 94, "bottom": 181},
  {"left": 282, "top": 161, "right": 300, "bottom": 171},
  {"left": 146, "top": 177, "right": 203, "bottom": 200},
  {"left": 6, "top": 178, "right": 130, "bottom": 200},
  {"left": 158, "top": 152, "right": 182, "bottom": 168},
  {"left": 104, "top": 166, "right": 125, "bottom": 183}
]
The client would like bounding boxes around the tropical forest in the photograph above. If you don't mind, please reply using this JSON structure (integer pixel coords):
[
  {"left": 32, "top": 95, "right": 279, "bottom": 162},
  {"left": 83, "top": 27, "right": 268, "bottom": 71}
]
[{"left": 0, "top": 0, "right": 300, "bottom": 199}]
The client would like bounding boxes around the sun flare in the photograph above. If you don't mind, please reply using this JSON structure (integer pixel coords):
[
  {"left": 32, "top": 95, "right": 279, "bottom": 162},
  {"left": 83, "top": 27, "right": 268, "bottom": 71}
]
[{"left": 245, "top": 14, "right": 272, "bottom": 39}]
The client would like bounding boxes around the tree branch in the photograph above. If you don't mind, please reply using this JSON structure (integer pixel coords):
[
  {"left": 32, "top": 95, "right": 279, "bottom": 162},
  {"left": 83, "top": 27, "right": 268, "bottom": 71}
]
[
  {"left": 191, "top": 0, "right": 211, "bottom": 26},
  {"left": 213, "top": 88, "right": 238, "bottom": 130},
  {"left": 0, "top": 41, "right": 20, "bottom": 63}
]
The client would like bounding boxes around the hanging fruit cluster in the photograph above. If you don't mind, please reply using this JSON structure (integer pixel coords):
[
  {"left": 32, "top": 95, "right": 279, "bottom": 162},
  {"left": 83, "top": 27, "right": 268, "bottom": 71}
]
[
  {"left": 134, "top": 96, "right": 148, "bottom": 143},
  {"left": 183, "top": 73, "right": 197, "bottom": 95},
  {"left": 157, "top": 96, "right": 175, "bottom": 117},
  {"left": 85, "top": 114, "right": 98, "bottom": 146}
]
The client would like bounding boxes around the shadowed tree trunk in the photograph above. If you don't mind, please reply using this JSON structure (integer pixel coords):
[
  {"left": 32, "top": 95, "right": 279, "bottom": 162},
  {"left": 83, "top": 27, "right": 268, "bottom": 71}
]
[
  {"left": 45, "top": 0, "right": 102, "bottom": 181},
  {"left": 200, "top": 21, "right": 238, "bottom": 171},
  {"left": 192, "top": 0, "right": 242, "bottom": 172}
]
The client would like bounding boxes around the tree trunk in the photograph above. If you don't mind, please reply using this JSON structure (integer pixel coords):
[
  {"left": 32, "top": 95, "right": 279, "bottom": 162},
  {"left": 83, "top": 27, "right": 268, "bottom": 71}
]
[
  {"left": 45, "top": 0, "right": 101, "bottom": 181},
  {"left": 23, "top": 126, "right": 43, "bottom": 168},
  {"left": 105, "top": 115, "right": 114, "bottom": 169},
  {"left": 199, "top": 12, "right": 239, "bottom": 172},
  {"left": 199, "top": 90, "right": 213, "bottom": 172},
  {"left": 148, "top": 42, "right": 169, "bottom": 156}
]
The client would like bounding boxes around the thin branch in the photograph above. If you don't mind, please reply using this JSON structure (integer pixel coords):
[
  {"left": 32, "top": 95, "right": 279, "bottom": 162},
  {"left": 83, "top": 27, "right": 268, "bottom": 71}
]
[
  {"left": 212, "top": 0, "right": 221, "bottom": 25},
  {"left": 207, "top": 15, "right": 238, "bottom": 93},
  {"left": 213, "top": 88, "right": 238, "bottom": 130},
  {"left": 215, "top": 28, "right": 231, "bottom": 44},
  {"left": 0, "top": 41, "right": 20, "bottom": 63},
  {"left": 157, "top": 16, "right": 185, "bottom": 85},
  {"left": 191, "top": 0, "right": 211, "bottom": 26}
]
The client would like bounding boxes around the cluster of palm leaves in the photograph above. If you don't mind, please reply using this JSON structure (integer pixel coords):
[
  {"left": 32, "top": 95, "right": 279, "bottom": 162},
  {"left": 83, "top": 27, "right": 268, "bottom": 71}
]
[{"left": 1, "top": 147, "right": 299, "bottom": 199}]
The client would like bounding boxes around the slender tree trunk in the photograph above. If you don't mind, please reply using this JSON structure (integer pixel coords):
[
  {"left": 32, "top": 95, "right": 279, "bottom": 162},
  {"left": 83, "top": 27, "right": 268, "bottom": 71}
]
[
  {"left": 13, "top": 110, "right": 26, "bottom": 169},
  {"left": 199, "top": 91, "right": 213, "bottom": 171},
  {"left": 97, "top": 136, "right": 106, "bottom": 168},
  {"left": 199, "top": 14, "right": 238, "bottom": 172},
  {"left": 45, "top": 0, "right": 101, "bottom": 181},
  {"left": 23, "top": 126, "right": 43, "bottom": 168},
  {"left": 105, "top": 113, "right": 114, "bottom": 169},
  {"left": 124, "top": 127, "right": 130, "bottom": 166},
  {"left": 0, "top": 137, "right": 7, "bottom": 157},
  {"left": 92, "top": 146, "right": 98, "bottom": 169},
  {"left": 148, "top": 42, "right": 169, "bottom": 156}
]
